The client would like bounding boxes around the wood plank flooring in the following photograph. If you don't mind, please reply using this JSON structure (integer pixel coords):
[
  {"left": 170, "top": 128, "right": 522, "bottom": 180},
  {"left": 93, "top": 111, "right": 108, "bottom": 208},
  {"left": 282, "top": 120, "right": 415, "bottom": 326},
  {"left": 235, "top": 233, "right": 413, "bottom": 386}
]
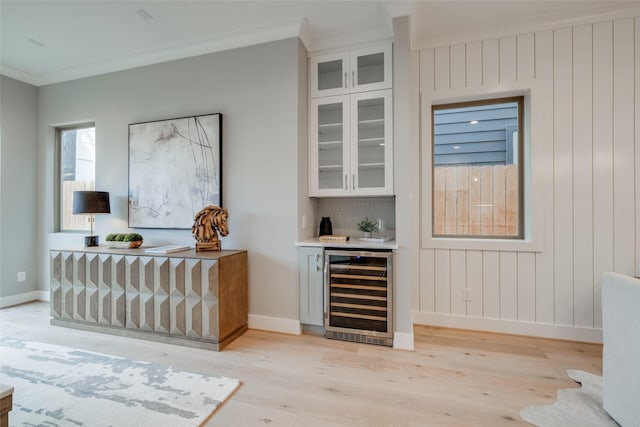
[{"left": 0, "top": 302, "right": 602, "bottom": 426}]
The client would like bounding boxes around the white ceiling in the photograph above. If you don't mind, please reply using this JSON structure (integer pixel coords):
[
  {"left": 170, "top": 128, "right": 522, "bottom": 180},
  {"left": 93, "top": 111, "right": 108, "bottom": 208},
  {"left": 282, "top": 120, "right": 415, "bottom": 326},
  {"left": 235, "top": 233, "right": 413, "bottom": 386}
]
[{"left": 1, "top": 0, "right": 638, "bottom": 87}]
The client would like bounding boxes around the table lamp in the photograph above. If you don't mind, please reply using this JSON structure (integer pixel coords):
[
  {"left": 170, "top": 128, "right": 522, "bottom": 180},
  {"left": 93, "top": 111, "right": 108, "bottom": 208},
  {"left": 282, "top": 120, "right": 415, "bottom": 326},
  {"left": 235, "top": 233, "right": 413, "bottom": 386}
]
[{"left": 73, "top": 191, "right": 111, "bottom": 247}]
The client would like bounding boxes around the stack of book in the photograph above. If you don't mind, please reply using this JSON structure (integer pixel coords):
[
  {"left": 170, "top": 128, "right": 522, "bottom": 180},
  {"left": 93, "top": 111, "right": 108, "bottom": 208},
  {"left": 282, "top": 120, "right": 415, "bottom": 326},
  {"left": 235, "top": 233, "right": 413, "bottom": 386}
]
[{"left": 318, "top": 235, "right": 349, "bottom": 243}]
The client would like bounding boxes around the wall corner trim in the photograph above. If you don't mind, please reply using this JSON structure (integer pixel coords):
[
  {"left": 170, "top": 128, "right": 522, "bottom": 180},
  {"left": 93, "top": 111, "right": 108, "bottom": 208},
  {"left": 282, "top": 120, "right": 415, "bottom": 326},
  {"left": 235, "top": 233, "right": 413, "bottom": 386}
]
[
  {"left": 393, "top": 332, "right": 415, "bottom": 350},
  {"left": 248, "top": 314, "right": 302, "bottom": 335}
]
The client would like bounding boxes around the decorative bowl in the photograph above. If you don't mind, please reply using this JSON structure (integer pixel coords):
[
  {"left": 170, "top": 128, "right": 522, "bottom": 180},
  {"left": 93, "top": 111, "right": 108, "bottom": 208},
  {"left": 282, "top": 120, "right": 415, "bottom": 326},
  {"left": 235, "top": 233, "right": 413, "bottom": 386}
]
[{"left": 106, "top": 241, "right": 143, "bottom": 249}]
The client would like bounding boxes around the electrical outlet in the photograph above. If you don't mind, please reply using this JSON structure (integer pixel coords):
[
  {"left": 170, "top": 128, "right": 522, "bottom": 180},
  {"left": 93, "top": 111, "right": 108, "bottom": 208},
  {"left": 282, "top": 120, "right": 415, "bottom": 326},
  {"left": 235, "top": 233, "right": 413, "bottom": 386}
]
[
  {"left": 17, "top": 271, "right": 26, "bottom": 282},
  {"left": 302, "top": 215, "right": 307, "bottom": 230},
  {"left": 462, "top": 288, "right": 471, "bottom": 301}
]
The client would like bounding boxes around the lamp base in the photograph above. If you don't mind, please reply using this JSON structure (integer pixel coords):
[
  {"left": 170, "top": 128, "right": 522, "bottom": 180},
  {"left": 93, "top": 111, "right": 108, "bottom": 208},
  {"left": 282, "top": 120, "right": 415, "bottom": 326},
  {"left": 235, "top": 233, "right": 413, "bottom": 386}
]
[{"left": 84, "top": 235, "right": 99, "bottom": 247}]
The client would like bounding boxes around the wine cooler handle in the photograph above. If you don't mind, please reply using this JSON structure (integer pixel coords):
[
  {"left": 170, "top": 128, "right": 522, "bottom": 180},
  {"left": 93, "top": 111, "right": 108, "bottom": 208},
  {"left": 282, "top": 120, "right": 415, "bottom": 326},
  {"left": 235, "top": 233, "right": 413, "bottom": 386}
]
[
  {"left": 323, "top": 255, "right": 329, "bottom": 321},
  {"left": 316, "top": 254, "right": 321, "bottom": 271}
]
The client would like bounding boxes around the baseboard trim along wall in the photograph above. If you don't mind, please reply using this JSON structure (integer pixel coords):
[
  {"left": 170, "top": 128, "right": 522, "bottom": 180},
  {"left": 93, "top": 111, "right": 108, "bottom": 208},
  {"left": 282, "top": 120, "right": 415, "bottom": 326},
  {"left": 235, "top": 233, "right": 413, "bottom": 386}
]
[
  {"left": 0, "top": 290, "right": 49, "bottom": 309},
  {"left": 393, "top": 332, "right": 415, "bottom": 351},
  {"left": 413, "top": 311, "right": 603, "bottom": 344},
  {"left": 248, "top": 314, "right": 302, "bottom": 335}
]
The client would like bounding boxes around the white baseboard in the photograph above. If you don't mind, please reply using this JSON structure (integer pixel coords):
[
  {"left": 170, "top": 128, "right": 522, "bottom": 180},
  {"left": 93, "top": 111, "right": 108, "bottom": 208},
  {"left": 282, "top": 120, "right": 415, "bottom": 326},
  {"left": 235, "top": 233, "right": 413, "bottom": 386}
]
[
  {"left": 393, "top": 332, "right": 415, "bottom": 351},
  {"left": 412, "top": 311, "right": 603, "bottom": 344},
  {"left": 248, "top": 314, "right": 302, "bottom": 335},
  {"left": 0, "top": 290, "right": 48, "bottom": 309}
]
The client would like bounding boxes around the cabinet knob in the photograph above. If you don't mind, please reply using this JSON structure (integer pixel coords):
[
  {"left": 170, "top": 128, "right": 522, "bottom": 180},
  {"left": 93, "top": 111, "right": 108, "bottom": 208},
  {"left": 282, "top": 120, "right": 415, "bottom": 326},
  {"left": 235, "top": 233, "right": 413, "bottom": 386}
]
[
  {"left": 352, "top": 70, "right": 355, "bottom": 87},
  {"left": 344, "top": 174, "right": 348, "bottom": 190},
  {"left": 344, "top": 72, "right": 347, "bottom": 89},
  {"left": 353, "top": 174, "right": 356, "bottom": 190}
]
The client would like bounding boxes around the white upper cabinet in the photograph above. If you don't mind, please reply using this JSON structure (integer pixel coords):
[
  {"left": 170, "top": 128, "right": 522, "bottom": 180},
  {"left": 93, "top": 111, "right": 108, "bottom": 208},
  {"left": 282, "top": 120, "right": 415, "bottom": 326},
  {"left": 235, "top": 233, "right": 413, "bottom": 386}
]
[
  {"left": 310, "top": 89, "right": 393, "bottom": 197},
  {"left": 310, "top": 44, "right": 392, "bottom": 98},
  {"left": 310, "top": 95, "right": 350, "bottom": 196},
  {"left": 350, "top": 90, "right": 393, "bottom": 196}
]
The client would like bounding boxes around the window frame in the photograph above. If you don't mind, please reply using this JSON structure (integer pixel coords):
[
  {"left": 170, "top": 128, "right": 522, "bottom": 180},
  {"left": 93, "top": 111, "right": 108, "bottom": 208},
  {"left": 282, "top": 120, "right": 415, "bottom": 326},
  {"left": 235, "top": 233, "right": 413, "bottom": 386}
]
[
  {"left": 421, "top": 86, "right": 545, "bottom": 254},
  {"left": 431, "top": 96, "right": 525, "bottom": 240},
  {"left": 56, "top": 123, "right": 96, "bottom": 232}
]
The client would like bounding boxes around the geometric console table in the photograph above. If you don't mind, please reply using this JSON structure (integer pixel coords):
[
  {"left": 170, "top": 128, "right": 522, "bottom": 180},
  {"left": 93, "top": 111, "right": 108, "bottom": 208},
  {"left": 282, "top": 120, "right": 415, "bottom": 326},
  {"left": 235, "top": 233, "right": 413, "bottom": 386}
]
[{"left": 50, "top": 248, "right": 248, "bottom": 351}]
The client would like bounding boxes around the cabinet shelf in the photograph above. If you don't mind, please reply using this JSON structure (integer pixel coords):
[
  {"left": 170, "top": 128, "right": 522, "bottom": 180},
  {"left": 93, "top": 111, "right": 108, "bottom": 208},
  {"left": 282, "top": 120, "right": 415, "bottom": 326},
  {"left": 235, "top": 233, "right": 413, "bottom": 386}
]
[
  {"left": 319, "top": 141, "right": 343, "bottom": 151},
  {"left": 319, "top": 164, "right": 343, "bottom": 171},
  {"left": 359, "top": 162, "right": 385, "bottom": 170},
  {"left": 319, "top": 122, "right": 343, "bottom": 129},
  {"left": 359, "top": 119, "right": 384, "bottom": 125},
  {"left": 358, "top": 119, "right": 385, "bottom": 132},
  {"left": 358, "top": 137, "right": 385, "bottom": 147}
]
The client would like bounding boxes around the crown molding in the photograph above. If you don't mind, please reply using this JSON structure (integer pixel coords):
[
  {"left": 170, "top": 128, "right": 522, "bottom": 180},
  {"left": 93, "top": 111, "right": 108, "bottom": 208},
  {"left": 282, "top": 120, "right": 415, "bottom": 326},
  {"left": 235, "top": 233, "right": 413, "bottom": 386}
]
[
  {"left": 6, "top": 17, "right": 307, "bottom": 87},
  {"left": 0, "top": 64, "right": 41, "bottom": 87}
]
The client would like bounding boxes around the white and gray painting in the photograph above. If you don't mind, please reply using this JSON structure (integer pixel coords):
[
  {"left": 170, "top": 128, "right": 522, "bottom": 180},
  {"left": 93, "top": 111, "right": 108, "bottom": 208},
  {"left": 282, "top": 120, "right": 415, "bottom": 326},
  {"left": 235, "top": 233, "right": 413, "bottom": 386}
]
[{"left": 129, "top": 114, "right": 221, "bottom": 228}]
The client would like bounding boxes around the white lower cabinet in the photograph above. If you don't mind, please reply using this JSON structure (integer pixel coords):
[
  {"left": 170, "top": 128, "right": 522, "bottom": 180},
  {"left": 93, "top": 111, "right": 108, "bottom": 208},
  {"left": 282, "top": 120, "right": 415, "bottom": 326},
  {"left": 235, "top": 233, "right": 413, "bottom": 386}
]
[{"left": 298, "top": 247, "right": 324, "bottom": 327}]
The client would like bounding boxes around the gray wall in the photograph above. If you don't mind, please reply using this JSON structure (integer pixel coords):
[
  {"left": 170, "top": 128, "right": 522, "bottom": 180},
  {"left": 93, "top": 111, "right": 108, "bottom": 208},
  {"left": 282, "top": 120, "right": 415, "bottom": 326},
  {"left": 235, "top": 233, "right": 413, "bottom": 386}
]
[
  {"left": 37, "top": 38, "right": 307, "bottom": 321},
  {"left": 0, "top": 76, "right": 39, "bottom": 300}
]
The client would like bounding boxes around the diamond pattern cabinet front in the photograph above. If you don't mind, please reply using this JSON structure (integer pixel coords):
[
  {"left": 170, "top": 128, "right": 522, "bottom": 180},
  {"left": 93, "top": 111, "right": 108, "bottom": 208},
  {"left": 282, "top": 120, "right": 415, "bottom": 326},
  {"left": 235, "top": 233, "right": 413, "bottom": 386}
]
[
  {"left": 125, "top": 256, "right": 141, "bottom": 330},
  {"left": 170, "top": 257, "right": 186, "bottom": 336},
  {"left": 153, "top": 257, "right": 170, "bottom": 334},
  {"left": 97, "top": 254, "right": 126, "bottom": 328},
  {"left": 185, "top": 258, "right": 203, "bottom": 338},
  {"left": 86, "top": 253, "right": 100, "bottom": 323},
  {"left": 50, "top": 251, "right": 63, "bottom": 318},
  {"left": 97, "top": 253, "right": 112, "bottom": 326},
  {"left": 61, "top": 251, "right": 74, "bottom": 320},
  {"left": 49, "top": 249, "right": 247, "bottom": 350},
  {"left": 72, "top": 253, "right": 87, "bottom": 321},
  {"left": 201, "top": 259, "right": 220, "bottom": 340}
]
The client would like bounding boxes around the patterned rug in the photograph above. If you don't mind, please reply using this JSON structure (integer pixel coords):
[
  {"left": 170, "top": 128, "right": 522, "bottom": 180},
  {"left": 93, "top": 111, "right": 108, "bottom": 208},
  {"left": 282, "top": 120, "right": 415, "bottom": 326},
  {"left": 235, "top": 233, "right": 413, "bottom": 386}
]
[
  {"left": 0, "top": 337, "right": 240, "bottom": 427},
  {"left": 521, "top": 370, "right": 619, "bottom": 426}
]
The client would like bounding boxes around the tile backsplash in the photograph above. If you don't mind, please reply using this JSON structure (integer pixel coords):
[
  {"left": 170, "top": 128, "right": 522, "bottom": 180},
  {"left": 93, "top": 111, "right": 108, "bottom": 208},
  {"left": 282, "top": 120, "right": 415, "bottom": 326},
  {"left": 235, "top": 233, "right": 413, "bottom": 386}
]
[{"left": 315, "top": 197, "right": 395, "bottom": 238}]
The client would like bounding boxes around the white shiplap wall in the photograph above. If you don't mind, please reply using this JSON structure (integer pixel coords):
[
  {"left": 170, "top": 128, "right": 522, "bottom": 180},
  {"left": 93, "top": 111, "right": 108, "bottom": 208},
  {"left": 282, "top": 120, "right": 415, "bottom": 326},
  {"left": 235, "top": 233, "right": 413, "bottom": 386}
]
[{"left": 415, "top": 17, "right": 639, "bottom": 342}]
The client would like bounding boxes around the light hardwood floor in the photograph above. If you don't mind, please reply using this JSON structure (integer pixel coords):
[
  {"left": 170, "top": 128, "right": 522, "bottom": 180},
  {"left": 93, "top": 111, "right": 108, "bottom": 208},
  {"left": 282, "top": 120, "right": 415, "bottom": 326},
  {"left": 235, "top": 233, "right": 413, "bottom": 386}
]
[{"left": 0, "top": 302, "right": 602, "bottom": 426}]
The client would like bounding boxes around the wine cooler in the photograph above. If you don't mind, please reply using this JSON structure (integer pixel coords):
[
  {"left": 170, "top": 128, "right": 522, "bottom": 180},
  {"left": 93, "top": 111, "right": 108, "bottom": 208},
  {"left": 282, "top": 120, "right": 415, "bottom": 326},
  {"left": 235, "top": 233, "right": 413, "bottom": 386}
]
[{"left": 324, "top": 249, "right": 393, "bottom": 346}]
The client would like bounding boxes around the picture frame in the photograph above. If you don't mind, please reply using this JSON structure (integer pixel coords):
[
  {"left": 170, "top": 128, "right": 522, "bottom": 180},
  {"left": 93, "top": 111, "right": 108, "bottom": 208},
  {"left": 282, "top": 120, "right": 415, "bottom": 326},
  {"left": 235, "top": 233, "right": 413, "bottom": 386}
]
[{"left": 128, "top": 113, "right": 222, "bottom": 229}]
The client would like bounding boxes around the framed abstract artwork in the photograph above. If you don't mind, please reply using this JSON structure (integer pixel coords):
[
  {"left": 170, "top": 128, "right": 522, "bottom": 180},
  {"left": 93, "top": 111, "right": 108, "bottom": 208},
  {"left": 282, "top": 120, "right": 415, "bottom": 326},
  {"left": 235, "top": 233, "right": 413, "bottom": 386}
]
[{"left": 128, "top": 113, "right": 222, "bottom": 229}]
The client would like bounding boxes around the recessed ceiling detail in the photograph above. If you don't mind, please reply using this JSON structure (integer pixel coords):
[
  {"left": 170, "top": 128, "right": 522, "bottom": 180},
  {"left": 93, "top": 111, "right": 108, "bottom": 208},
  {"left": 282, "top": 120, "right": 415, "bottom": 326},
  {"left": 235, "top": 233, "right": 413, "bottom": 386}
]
[
  {"left": 27, "top": 38, "right": 46, "bottom": 47},
  {"left": 135, "top": 8, "right": 154, "bottom": 20}
]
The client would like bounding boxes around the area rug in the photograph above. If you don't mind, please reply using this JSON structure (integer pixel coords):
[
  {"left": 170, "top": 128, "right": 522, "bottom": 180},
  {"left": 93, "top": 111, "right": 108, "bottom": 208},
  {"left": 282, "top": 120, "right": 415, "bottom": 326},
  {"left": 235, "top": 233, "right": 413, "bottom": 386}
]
[
  {"left": 0, "top": 336, "right": 240, "bottom": 427},
  {"left": 520, "top": 370, "right": 619, "bottom": 427}
]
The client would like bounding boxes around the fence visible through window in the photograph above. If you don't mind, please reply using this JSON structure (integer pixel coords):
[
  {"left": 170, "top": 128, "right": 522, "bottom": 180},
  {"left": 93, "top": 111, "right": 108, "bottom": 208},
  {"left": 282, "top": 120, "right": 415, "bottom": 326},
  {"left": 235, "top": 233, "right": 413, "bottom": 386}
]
[{"left": 60, "top": 125, "right": 95, "bottom": 231}]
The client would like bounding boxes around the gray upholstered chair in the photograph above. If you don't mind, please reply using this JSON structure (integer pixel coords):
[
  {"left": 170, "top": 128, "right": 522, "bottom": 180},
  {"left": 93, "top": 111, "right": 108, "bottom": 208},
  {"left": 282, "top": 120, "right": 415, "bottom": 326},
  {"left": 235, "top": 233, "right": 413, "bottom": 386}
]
[{"left": 601, "top": 272, "right": 640, "bottom": 427}]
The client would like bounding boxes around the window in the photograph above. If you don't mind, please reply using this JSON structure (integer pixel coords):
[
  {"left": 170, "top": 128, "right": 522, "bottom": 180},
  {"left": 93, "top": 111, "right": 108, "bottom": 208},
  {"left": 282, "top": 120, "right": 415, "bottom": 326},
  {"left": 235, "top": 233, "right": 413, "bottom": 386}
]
[
  {"left": 59, "top": 125, "right": 95, "bottom": 231},
  {"left": 432, "top": 97, "right": 523, "bottom": 239}
]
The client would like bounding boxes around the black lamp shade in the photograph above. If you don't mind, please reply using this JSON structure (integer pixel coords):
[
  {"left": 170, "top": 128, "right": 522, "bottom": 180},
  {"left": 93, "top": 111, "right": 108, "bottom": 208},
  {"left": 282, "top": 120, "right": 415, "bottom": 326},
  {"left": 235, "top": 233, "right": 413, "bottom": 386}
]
[{"left": 72, "top": 191, "right": 111, "bottom": 214}]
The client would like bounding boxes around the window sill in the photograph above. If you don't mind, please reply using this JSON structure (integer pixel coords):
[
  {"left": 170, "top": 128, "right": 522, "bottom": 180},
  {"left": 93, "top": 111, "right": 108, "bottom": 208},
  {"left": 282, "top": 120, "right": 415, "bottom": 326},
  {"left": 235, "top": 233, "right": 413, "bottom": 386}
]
[{"left": 423, "top": 236, "right": 543, "bottom": 253}]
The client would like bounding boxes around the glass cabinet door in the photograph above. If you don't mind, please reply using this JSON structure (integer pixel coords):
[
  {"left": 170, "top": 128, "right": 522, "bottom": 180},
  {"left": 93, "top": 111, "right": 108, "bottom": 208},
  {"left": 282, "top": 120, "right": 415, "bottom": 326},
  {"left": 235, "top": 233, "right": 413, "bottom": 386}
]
[
  {"left": 310, "top": 96, "right": 349, "bottom": 196},
  {"left": 351, "top": 44, "right": 392, "bottom": 93},
  {"left": 351, "top": 90, "right": 393, "bottom": 195},
  {"left": 310, "top": 52, "right": 349, "bottom": 98}
]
